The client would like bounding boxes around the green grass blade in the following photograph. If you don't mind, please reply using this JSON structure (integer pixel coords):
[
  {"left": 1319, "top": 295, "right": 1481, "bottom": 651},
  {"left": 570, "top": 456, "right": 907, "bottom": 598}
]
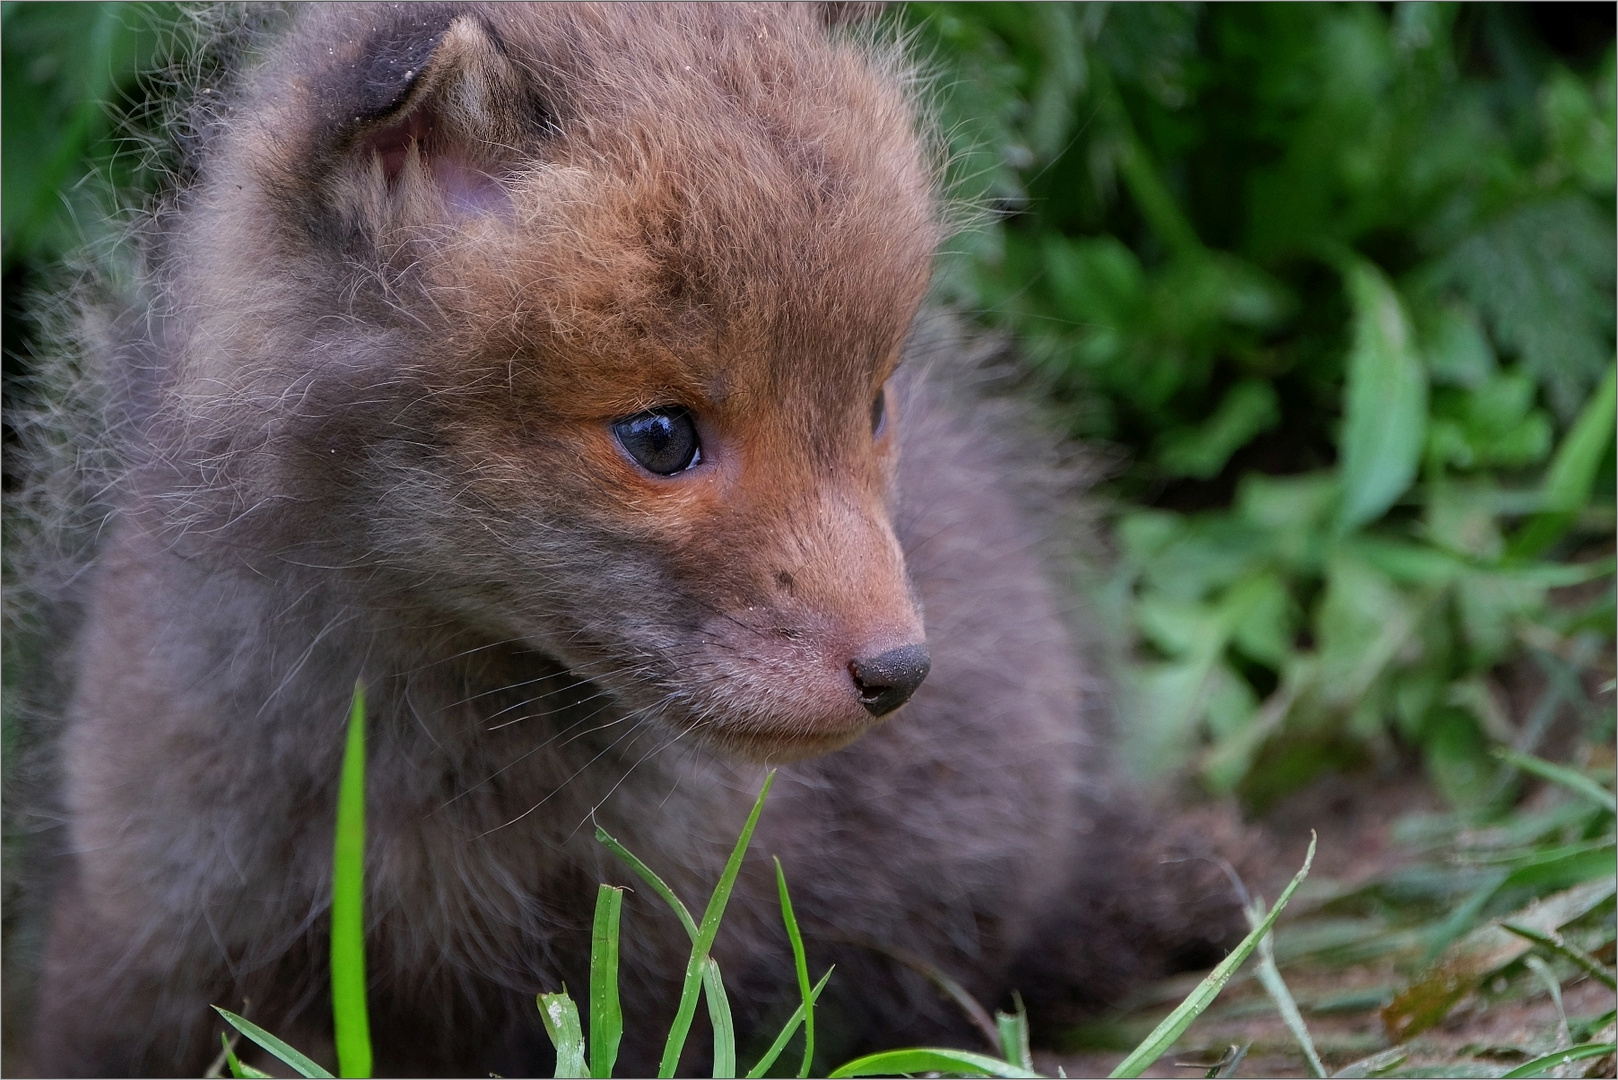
[
  {"left": 1493, "top": 748, "right": 1616, "bottom": 813},
  {"left": 1254, "top": 958, "right": 1323, "bottom": 1077},
  {"left": 213, "top": 1008, "right": 336, "bottom": 1079},
  {"left": 232, "top": 1060, "right": 273, "bottom": 1079},
  {"left": 589, "top": 885, "right": 625, "bottom": 1079},
  {"left": 1541, "top": 367, "right": 1617, "bottom": 512},
  {"left": 746, "top": 970, "right": 833, "bottom": 1079},
  {"left": 657, "top": 771, "right": 776, "bottom": 1078},
  {"left": 995, "top": 995, "right": 1032, "bottom": 1073},
  {"left": 1524, "top": 955, "right": 1571, "bottom": 1050},
  {"left": 705, "top": 958, "right": 736, "bottom": 1079},
  {"left": 332, "top": 681, "right": 372, "bottom": 1079},
  {"left": 539, "top": 991, "right": 590, "bottom": 1079},
  {"left": 657, "top": 940, "right": 707, "bottom": 1072},
  {"left": 222, "top": 1032, "right": 273, "bottom": 1079},
  {"left": 1108, "top": 833, "right": 1317, "bottom": 1079},
  {"left": 828, "top": 1047, "right": 1039, "bottom": 1078},
  {"left": 596, "top": 823, "right": 741, "bottom": 1075},
  {"left": 1246, "top": 897, "right": 1325, "bottom": 1077},
  {"left": 1500, "top": 921, "right": 1618, "bottom": 989},
  {"left": 696, "top": 771, "right": 776, "bottom": 947},
  {"left": 596, "top": 827, "right": 699, "bottom": 940},
  {"left": 1500, "top": 1041, "right": 1617, "bottom": 1078},
  {"left": 773, "top": 856, "right": 817, "bottom": 1078},
  {"left": 1328, "top": 1047, "right": 1407, "bottom": 1078}
]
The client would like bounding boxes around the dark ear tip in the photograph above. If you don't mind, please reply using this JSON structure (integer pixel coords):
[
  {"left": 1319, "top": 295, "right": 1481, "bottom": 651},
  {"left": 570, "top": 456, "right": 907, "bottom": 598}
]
[
  {"left": 313, "top": 8, "right": 458, "bottom": 133},
  {"left": 350, "top": 25, "right": 449, "bottom": 124},
  {"left": 817, "top": 2, "right": 887, "bottom": 28}
]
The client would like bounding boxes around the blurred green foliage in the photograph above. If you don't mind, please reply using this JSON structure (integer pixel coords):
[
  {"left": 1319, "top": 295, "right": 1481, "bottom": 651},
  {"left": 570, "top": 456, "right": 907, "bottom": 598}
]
[
  {"left": 3, "top": 4, "right": 1613, "bottom": 814},
  {"left": 1, "top": 2, "right": 178, "bottom": 270},
  {"left": 908, "top": 2, "right": 1616, "bottom": 808}
]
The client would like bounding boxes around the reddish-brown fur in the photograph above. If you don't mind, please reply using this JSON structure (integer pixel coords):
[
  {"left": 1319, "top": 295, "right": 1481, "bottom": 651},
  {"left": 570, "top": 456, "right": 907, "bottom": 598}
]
[{"left": 25, "top": 4, "right": 1242, "bottom": 1075}]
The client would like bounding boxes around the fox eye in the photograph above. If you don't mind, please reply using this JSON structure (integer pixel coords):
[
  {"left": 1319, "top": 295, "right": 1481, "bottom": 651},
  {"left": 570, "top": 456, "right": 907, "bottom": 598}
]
[
  {"left": 614, "top": 407, "right": 701, "bottom": 475},
  {"left": 871, "top": 387, "right": 887, "bottom": 437}
]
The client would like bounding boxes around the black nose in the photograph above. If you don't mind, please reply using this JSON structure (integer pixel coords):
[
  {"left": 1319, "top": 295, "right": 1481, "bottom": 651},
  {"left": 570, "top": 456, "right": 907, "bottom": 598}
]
[{"left": 850, "top": 643, "right": 930, "bottom": 717}]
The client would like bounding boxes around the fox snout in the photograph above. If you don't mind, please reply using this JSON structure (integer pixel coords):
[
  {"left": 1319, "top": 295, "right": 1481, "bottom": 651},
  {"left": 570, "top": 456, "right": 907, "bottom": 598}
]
[{"left": 650, "top": 469, "right": 930, "bottom": 762}]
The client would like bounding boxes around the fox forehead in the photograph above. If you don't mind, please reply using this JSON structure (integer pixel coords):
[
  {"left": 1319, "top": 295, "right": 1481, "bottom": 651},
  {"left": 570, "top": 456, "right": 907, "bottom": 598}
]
[
  {"left": 434, "top": 174, "right": 925, "bottom": 416},
  {"left": 436, "top": 154, "right": 931, "bottom": 428},
  {"left": 187, "top": 3, "right": 936, "bottom": 434},
  {"left": 473, "top": 251, "right": 923, "bottom": 426},
  {"left": 355, "top": 4, "right": 935, "bottom": 414}
]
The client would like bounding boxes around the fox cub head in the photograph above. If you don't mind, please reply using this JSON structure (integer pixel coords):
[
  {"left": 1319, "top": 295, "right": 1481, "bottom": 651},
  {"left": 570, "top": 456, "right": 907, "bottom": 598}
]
[{"left": 164, "top": 3, "right": 939, "bottom": 760}]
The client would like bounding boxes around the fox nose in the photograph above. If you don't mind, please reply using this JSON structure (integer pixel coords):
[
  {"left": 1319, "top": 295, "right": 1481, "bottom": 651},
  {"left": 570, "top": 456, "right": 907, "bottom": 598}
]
[{"left": 850, "top": 643, "right": 931, "bottom": 717}]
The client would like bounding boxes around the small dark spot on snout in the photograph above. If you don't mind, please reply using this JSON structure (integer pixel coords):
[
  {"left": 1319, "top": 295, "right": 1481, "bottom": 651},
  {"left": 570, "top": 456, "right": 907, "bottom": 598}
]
[
  {"left": 775, "top": 570, "right": 795, "bottom": 595},
  {"left": 850, "top": 643, "right": 930, "bottom": 717}
]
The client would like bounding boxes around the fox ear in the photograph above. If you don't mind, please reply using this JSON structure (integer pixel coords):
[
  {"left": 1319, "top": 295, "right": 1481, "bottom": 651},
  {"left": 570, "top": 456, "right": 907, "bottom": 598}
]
[
  {"left": 313, "top": 12, "right": 544, "bottom": 224},
  {"left": 817, "top": 2, "right": 887, "bottom": 26}
]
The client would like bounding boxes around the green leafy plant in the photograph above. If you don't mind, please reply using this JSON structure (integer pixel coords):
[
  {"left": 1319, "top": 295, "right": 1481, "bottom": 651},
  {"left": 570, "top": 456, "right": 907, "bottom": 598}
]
[
  {"left": 908, "top": 2, "right": 1615, "bottom": 808},
  {"left": 0, "top": 1, "right": 183, "bottom": 269}
]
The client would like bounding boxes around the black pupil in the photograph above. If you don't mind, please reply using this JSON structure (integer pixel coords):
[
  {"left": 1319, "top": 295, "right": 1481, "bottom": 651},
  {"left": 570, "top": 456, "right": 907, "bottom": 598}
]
[
  {"left": 614, "top": 408, "right": 700, "bottom": 475},
  {"left": 871, "top": 387, "right": 886, "bottom": 436}
]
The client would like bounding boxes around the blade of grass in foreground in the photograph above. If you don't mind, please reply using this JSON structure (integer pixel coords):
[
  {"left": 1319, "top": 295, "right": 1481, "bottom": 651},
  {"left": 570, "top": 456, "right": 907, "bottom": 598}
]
[
  {"left": 214, "top": 1008, "right": 336, "bottom": 1079},
  {"left": 1328, "top": 1047, "right": 1407, "bottom": 1078},
  {"left": 222, "top": 1032, "right": 273, "bottom": 1079},
  {"left": 332, "top": 681, "right": 373, "bottom": 1078},
  {"left": 539, "top": 992, "right": 590, "bottom": 1079},
  {"left": 746, "top": 971, "right": 832, "bottom": 1079},
  {"left": 1499, "top": 921, "right": 1618, "bottom": 989},
  {"left": 1108, "top": 832, "right": 1317, "bottom": 1079},
  {"left": 995, "top": 995, "right": 1033, "bottom": 1074},
  {"left": 656, "top": 771, "right": 776, "bottom": 1077},
  {"left": 773, "top": 856, "right": 817, "bottom": 1078},
  {"left": 596, "top": 819, "right": 738, "bottom": 1076},
  {"left": 1500, "top": 1041, "right": 1618, "bottom": 1078},
  {"left": 705, "top": 958, "right": 737, "bottom": 1078},
  {"left": 1246, "top": 895, "right": 1325, "bottom": 1077},
  {"left": 589, "top": 885, "right": 625, "bottom": 1078},
  {"left": 596, "top": 829, "right": 699, "bottom": 939},
  {"left": 828, "top": 1047, "right": 1038, "bottom": 1078}
]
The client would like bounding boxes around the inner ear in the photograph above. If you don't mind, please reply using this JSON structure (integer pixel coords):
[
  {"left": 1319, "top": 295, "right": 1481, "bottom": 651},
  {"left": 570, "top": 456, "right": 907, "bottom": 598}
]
[
  {"left": 349, "top": 15, "right": 541, "bottom": 219},
  {"left": 369, "top": 110, "right": 435, "bottom": 186}
]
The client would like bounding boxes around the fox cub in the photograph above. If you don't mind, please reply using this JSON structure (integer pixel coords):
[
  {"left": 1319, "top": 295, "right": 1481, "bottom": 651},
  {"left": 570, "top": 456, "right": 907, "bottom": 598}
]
[{"left": 29, "top": 4, "right": 1240, "bottom": 1075}]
